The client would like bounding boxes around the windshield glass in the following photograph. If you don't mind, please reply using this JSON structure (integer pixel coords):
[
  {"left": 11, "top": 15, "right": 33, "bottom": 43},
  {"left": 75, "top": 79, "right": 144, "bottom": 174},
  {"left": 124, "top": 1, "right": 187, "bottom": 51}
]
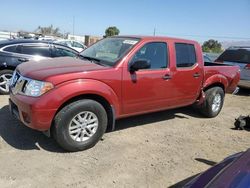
[{"left": 80, "top": 37, "right": 139, "bottom": 66}]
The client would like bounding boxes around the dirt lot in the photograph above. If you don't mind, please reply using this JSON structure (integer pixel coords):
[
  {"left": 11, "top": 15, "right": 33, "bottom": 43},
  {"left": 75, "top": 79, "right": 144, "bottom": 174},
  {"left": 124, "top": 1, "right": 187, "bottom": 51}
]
[{"left": 0, "top": 90, "right": 249, "bottom": 188}]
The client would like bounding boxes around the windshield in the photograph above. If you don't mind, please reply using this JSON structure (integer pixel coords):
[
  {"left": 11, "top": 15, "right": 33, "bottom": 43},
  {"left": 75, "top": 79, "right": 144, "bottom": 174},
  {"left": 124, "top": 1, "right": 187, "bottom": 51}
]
[{"left": 80, "top": 37, "right": 140, "bottom": 66}]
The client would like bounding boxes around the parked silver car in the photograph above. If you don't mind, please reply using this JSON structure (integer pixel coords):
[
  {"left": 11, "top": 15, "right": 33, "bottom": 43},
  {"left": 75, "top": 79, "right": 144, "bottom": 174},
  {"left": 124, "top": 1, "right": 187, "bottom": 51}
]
[
  {"left": 216, "top": 46, "right": 250, "bottom": 89},
  {"left": 55, "top": 40, "right": 87, "bottom": 52}
]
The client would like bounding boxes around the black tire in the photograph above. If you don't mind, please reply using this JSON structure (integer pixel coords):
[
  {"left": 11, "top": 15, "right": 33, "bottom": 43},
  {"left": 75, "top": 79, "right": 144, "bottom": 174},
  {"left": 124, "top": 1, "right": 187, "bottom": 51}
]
[
  {"left": 200, "top": 87, "right": 225, "bottom": 118},
  {"left": 53, "top": 99, "right": 108, "bottom": 152},
  {"left": 0, "top": 70, "right": 14, "bottom": 95}
]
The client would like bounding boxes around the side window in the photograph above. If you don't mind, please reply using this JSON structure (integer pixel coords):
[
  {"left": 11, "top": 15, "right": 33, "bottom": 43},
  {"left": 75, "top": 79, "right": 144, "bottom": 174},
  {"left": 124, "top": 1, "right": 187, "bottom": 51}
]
[
  {"left": 64, "top": 41, "right": 72, "bottom": 47},
  {"left": 204, "top": 55, "right": 211, "bottom": 63},
  {"left": 21, "top": 45, "right": 50, "bottom": 57},
  {"left": 52, "top": 47, "right": 77, "bottom": 57},
  {"left": 73, "top": 42, "right": 83, "bottom": 48},
  {"left": 175, "top": 43, "right": 196, "bottom": 68},
  {"left": 3, "top": 45, "right": 17, "bottom": 53},
  {"left": 131, "top": 42, "right": 168, "bottom": 69}
]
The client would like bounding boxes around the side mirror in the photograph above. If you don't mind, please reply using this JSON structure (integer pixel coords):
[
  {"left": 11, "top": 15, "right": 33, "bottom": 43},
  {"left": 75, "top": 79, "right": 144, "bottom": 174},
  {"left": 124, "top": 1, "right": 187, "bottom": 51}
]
[{"left": 129, "top": 59, "right": 151, "bottom": 72}]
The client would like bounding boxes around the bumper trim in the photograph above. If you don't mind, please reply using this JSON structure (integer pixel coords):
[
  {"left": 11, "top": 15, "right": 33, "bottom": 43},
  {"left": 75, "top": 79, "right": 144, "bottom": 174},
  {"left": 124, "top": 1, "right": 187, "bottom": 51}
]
[{"left": 9, "top": 99, "right": 20, "bottom": 120}]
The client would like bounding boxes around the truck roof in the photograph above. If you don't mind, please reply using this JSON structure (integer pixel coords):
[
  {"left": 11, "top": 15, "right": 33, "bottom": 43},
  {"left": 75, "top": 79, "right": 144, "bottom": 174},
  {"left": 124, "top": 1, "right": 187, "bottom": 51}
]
[{"left": 112, "top": 35, "right": 198, "bottom": 44}]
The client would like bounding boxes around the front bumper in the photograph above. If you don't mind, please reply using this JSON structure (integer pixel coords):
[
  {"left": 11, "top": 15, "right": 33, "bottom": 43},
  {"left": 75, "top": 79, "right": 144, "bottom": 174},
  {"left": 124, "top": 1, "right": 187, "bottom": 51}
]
[
  {"left": 238, "top": 79, "right": 250, "bottom": 89},
  {"left": 9, "top": 93, "right": 57, "bottom": 131}
]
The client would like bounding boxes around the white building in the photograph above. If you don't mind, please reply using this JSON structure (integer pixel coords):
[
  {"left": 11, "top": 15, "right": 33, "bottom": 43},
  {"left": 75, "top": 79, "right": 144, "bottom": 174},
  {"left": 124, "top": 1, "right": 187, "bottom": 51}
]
[
  {"left": 67, "top": 34, "right": 85, "bottom": 43},
  {"left": 0, "top": 31, "right": 17, "bottom": 40}
]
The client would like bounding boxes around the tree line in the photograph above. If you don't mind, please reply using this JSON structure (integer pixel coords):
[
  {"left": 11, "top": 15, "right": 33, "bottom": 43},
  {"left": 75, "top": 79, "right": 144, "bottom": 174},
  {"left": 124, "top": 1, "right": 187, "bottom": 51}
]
[{"left": 23, "top": 25, "right": 224, "bottom": 53}]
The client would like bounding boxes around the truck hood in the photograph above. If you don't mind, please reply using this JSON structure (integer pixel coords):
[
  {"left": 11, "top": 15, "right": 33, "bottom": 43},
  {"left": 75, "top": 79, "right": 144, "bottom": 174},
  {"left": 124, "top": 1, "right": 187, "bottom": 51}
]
[{"left": 17, "top": 57, "right": 110, "bottom": 81}]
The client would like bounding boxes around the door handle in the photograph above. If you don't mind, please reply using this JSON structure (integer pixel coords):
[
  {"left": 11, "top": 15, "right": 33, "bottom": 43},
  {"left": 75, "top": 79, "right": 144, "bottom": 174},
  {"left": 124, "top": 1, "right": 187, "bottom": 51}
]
[
  {"left": 193, "top": 73, "right": 200, "bottom": 78},
  {"left": 162, "top": 74, "right": 172, "bottom": 80},
  {"left": 18, "top": 58, "right": 28, "bottom": 62}
]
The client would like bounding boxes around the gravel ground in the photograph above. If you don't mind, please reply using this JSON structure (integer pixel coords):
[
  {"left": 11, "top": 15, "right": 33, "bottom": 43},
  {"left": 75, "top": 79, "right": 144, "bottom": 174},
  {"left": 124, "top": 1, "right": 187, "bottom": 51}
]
[{"left": 0, "top": 90, "right": 249, "bottom": 188}]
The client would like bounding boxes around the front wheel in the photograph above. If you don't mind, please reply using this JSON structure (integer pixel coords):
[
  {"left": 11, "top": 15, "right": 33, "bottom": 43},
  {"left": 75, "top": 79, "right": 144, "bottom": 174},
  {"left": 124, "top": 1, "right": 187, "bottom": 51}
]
[
  {"left": 53, "top": 99, "right": 108, "bottom": 152},
  {"left": 200, "top": 87, "right": 225, "bottom": 118},
  {"left": 0, "top": 70, "right": 13, "bottom": 95}
]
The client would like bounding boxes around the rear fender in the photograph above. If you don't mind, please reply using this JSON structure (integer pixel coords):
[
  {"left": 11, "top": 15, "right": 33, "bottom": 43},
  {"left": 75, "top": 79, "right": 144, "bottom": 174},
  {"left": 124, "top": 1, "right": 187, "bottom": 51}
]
[
  {"left": 195, "top": 75, "right": 227, "bottom": 105},
  {"left": 203, "top": 74, "right": 228, "bottom": 91}
]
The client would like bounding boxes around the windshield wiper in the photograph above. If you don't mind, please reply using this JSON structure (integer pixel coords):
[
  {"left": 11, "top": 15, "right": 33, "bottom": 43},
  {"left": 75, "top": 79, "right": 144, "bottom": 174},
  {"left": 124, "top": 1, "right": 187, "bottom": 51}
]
[
  {"left": 80, "top": 55, "right": 100, "bottom": 62},
  {"left": 80, "top": 55, "right": 109, "bottom": 67}
]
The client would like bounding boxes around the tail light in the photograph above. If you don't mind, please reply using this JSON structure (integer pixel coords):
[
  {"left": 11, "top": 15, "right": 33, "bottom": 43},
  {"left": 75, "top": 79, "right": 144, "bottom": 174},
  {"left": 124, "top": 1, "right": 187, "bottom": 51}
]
[{"left": 245, "top": 64, "right": 250, "bottom": 70}]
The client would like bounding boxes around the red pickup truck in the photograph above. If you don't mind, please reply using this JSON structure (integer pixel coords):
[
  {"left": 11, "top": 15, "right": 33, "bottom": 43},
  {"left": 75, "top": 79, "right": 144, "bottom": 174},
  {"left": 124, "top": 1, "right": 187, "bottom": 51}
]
[{"left": 9, "top": 36, "right": 240, "bottom": 151}]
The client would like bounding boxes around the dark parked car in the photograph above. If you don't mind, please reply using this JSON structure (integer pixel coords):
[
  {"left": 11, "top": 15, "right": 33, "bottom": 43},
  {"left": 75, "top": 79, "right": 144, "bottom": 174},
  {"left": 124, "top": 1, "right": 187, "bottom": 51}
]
[
  {"left": 0, "top": 39, "right": 79, "bottom": 94},
  {"left": 216, "top": 46, "right": 250, "bottom": 89},
  {"left": 185, "top": 149, "right": 250, "bottom": 188}
]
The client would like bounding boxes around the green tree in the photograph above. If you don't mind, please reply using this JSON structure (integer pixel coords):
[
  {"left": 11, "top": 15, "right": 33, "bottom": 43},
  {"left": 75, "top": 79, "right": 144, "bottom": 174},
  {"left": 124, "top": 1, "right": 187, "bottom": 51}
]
[
  {"left": 202, "top": 39, "right": 223, "bottom": 53},
  {"left": 104, "top": 26, "right": 120, "bottom": 37},
  {"left": 35, "top": 25, "right": 63, "bottom": 37}
]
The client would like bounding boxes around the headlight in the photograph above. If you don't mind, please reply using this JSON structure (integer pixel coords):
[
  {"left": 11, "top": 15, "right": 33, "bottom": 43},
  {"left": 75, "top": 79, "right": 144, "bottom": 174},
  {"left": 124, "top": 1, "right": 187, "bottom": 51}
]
[{"left": 24, "top": 79, "right": 54, "bottom": 97}]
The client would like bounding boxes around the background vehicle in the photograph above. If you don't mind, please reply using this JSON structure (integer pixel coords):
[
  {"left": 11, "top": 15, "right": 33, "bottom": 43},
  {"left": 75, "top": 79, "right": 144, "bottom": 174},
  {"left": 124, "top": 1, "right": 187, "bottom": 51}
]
[
  {"left": 203, "top": 54, "right": 213, "bottom": 63},
  {"left": 185, "top": 149, "right": 250, "bottom": 188},
  {"left": 216, "top": 46, "right": 250, "bottom": 89},
  {"left": 9, "top": 36, "right": 240, "bottom": 151},
  {"left": 55, "top": 40, "right": 87, "bottom": 52},
  {"left": 203, "top": 52, "right": 221, "bottom": 62},
  {"left": 0, "top": 39, "right": 79, "bottom": 94}
]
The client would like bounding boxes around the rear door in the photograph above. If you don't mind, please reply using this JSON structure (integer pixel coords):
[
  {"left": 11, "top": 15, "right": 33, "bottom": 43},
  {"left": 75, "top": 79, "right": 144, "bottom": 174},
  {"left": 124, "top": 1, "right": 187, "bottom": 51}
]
[
  {"left": 171, "top": 43, "right": 203, "bottom": 105},
  {"left": 1, "top": 44, "right": 31, "bottom": 65}
]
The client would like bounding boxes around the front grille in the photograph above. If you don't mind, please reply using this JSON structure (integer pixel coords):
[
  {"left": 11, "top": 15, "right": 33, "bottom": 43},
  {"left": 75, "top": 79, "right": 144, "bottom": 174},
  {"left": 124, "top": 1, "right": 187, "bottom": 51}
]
[{"left": 10, "top": 71, "right": 28, "bottom": 95}]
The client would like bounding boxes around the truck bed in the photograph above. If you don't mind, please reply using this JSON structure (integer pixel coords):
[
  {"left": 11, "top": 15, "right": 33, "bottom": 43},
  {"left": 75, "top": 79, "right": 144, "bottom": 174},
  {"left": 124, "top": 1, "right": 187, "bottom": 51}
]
[{"left": 204, "top": 62, "right": 240, "bottom": 93}]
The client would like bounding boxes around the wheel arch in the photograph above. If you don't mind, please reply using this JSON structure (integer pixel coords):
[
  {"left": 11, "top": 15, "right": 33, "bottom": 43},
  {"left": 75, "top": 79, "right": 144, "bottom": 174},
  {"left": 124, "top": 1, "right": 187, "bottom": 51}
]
[
  {"left": 203, "top": 82, "right": 225, "bottom": 92},
  {"left": 203, "top": 74, "right": 228, "bottom": 92},
  {"left": 0, "top": 64, "right": 16, "bottom": 71},
  {"left": 51, "top": 93, "right": 116, "bottom": 134}
]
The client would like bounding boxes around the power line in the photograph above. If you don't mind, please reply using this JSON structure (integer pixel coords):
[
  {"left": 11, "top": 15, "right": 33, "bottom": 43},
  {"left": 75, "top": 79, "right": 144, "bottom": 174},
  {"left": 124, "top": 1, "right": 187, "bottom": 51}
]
[{"left": 155, "top": 32, "right": 250, "bottom": 40}]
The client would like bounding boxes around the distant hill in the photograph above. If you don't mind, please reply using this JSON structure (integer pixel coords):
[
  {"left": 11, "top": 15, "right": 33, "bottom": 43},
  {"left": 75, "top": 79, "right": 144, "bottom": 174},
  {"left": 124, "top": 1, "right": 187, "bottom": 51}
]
[{"left": 221, "top": 41, "right": 250, "bottom": 49}]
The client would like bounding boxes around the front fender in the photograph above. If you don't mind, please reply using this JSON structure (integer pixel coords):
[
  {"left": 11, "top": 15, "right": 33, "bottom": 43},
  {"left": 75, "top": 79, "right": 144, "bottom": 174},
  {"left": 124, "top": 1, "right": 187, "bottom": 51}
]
[{"left": 35, "top": 79, "right": 121, "bottom": 116}]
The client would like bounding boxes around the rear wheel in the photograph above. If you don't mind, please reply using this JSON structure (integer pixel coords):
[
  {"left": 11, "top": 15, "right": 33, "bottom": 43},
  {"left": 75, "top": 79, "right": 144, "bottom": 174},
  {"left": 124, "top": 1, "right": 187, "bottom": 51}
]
[
  {"left": 200, "top": 87, "right": 225, "bottom": 118},
  {"left": 0, "top": 70, "right": 13, "bottom": 95},
  {"left": 53, "top": 99, "right": 107, "bottom": 152}
]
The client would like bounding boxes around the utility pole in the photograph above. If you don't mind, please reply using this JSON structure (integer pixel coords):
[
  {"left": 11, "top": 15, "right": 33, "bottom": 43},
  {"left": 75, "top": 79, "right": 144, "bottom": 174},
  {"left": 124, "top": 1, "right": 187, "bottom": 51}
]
[
  {"left": 73, "top": 16, "right": 75, "bottom": 38},
  {"left": 153, "top": 28, "right": 156, "bottom": 36}
]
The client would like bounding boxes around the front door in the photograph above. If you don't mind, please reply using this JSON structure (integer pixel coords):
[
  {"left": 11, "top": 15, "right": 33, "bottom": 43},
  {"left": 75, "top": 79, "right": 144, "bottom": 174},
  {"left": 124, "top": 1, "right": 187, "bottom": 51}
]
[{"left": 122, "top": 42, "right": 174, "bottom": 115}]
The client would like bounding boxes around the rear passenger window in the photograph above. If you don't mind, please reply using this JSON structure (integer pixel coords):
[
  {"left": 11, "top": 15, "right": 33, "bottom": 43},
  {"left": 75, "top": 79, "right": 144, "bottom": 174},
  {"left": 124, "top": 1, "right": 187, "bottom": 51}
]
[
  {"left": 22, "top": 46, "right": 51, "bottom": 57},
  {"left": 52, "top": 47, "right": 77, "bottom": 58},
  {"left": 73, "top": 42, "right": 83, "bottom": 48},
  {"left": 3, "top": 45, "right": 17, "bottom": 53},
  {"left": 175, "top": 43, "right": 196, "bottom": 68}
]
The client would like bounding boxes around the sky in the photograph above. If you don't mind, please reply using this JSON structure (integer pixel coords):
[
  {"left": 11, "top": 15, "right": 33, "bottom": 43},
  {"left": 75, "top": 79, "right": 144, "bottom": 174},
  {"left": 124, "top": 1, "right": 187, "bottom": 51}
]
[{"left": 1, "top": 0, "right": 250, "bottom": 42}]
